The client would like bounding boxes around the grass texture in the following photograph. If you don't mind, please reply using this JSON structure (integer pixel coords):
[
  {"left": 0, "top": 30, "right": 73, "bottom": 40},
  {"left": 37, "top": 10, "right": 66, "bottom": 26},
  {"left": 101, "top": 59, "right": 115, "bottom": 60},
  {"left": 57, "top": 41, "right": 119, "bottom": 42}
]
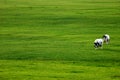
[{"left": 0, "top": 0, "right": 120, "bottom": 80}]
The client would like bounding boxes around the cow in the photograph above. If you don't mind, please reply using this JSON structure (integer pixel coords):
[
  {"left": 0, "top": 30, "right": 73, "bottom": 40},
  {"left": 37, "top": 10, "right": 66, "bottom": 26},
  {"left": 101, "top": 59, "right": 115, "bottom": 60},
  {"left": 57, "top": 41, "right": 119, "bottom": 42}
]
[
  {"left": 102, "top": 34, "right": 110, "bottom": 44},
  {"left": 94, "top": 38, "right": 104, "bottom": 49}
]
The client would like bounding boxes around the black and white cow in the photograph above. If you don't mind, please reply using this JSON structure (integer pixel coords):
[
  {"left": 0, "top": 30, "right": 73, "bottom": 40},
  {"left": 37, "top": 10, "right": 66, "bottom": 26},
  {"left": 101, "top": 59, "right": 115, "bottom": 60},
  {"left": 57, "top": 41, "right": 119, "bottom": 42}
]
[
  {"left": 94, "top": 38, "right": 104, "bottom": 49},
  {"left": 102, "top": 34, "right": 110, "bottom": 44}
]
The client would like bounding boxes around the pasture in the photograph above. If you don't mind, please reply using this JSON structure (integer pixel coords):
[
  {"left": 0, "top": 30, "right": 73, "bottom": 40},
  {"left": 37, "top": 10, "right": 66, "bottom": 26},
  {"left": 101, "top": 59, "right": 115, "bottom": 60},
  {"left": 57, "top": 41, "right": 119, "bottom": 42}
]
[{"left": 0, "top": 0, "right": 120, "bottom": 80}]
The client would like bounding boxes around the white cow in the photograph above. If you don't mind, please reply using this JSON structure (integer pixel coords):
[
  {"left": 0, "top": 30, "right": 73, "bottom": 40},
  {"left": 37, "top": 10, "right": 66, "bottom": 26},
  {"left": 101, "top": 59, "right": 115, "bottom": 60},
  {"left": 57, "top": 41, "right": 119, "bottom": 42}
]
[
  {"left": 94, "top": 38, "right": 104, "bottom": 49},
  {"left": 102, "top": 34, "right": 110, "bottom": 44}
]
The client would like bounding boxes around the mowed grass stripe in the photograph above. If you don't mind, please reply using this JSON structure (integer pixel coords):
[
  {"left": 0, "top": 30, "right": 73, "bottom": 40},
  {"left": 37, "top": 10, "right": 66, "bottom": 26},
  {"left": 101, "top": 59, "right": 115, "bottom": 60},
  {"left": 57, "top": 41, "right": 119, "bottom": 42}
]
[{"left": 0, "top": 60, "right": 120, "bottom": 80}]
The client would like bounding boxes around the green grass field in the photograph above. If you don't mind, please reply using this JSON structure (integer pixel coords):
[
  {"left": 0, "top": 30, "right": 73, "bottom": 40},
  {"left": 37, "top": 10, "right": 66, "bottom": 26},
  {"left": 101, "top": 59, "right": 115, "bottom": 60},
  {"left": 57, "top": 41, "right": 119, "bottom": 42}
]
[{"left": 0, "top": 0, "right": 120, "bottom": 80}]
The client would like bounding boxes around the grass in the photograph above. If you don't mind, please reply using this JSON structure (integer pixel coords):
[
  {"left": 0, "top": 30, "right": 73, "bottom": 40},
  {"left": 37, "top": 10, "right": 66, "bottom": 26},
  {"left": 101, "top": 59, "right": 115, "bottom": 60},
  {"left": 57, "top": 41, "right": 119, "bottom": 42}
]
[
  {"left": 0, "top": 60, "right": 120, "bottom": 80},
  {"left": 0, "top": 0, "right": 120, "bottom": 80}
]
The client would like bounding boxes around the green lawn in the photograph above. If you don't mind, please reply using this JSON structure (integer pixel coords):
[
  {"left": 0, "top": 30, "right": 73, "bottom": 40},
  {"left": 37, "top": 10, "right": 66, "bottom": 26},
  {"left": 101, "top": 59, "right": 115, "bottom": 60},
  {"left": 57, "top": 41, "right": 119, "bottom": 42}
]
[{"left": 0, "top": 0, "right": 120, "bottom": 80}]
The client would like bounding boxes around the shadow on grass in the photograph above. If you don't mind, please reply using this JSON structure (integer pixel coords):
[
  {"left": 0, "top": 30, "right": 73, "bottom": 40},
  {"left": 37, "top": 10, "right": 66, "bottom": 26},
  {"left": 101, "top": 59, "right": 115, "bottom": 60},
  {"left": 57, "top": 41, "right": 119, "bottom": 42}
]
[
  {"left": 103, "top": 48, "right": 120, "bottom": 53},
  {"left": 111, "top": 75, "right": 120, "bottom": 79}
]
